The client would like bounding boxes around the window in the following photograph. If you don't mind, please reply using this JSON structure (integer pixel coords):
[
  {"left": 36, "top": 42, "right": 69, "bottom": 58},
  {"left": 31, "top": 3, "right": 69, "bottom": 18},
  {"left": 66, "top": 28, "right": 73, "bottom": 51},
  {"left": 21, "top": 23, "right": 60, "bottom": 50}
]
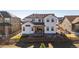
[
  {"left": 32, "top": 27, "right": 33, "bottom": 31},
  {"left": 26, "top": 25, "right": 30, "bottom": 27},
  {"left": 38, "top": 19, "right": 41, "bottom": 22},
  {"left": 42, "top": 19, "right": 44, "bottom": 22},
  {"left": 32, "top": 19, "right": 35, "bottom": 22},
  {"left": 47, "top": 27, "right": 49, "bottom": 31},
  {"left": 51, "top": 19, "right": 54, "bottom": 22},
  {"left": 47, "top": 19, "right": 49, "bottom": 22},
  {"left": 23, "top": 27, "right": 25, "bottom": 31},
  {"left": 51, "top": 27, "right": 54, "bottom": 31},
  {"left": 5, "top": 18, "right": 10, "bottom": 23}
]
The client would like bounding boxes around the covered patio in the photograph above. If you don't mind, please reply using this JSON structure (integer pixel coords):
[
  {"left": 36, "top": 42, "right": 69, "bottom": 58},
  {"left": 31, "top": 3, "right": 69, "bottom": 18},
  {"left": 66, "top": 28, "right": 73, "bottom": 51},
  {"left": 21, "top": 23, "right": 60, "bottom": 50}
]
[{"left": 33, "top": 22, "right": 44, "bottom": 34}]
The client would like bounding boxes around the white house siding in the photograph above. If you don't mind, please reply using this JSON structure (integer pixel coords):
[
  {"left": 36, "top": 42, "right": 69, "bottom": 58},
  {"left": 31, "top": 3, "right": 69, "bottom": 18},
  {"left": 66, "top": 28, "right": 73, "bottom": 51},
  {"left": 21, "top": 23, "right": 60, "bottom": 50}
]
[
  {"left": 22, "top": 22, "right": 34, "bottom": 34},
  {"left": 44, "top": 15, "right": 58, "bottom": 34}
]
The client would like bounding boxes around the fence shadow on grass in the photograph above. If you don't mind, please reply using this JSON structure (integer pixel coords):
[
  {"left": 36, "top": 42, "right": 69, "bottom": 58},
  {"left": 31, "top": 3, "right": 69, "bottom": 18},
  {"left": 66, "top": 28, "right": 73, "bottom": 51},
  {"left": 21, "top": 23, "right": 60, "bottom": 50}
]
[
  {"left": 16, "top": 34, "right": 77, "bottom": 48},
  {"left": 33, "top": 42, "right": 41, "bottom": 48},
  {"left": 51, "top": 33, "right": 77, "bottom": 48},
  {"left": 15, "top": 35, "right": 34, "bottom": 48}
]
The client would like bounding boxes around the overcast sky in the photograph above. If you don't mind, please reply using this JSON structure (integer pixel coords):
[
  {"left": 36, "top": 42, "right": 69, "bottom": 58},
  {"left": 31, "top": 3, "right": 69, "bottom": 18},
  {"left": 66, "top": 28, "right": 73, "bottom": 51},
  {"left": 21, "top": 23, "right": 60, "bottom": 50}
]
[{"left": 6, "top": 10, "right": 79, "bottom": 19}]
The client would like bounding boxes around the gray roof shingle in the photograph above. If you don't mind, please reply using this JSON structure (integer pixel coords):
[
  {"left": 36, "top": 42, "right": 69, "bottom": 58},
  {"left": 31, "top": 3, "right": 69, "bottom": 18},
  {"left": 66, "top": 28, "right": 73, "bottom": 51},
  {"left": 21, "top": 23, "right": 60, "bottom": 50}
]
[
  {"left": 25, "top": 14, "right": 55, "bottom": 19},
  {"left": 0, "top": 11, "right": 11, "bottom": 18}
]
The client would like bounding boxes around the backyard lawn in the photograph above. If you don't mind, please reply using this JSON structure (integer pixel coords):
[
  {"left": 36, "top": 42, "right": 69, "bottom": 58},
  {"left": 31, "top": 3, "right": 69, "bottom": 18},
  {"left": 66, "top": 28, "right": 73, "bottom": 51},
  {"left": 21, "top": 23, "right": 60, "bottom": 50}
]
[
  {"left": 9, "top": 33, "right": 79, "bottom": 48},
  {"left": 11, "top": 33, "right": 79, "bottom": 41},
  {"left": 40, "top": 43, "right": 46, "bottom": 48},
  {"left": 10, "top": 33, "right": 54, "bottom": 48}
]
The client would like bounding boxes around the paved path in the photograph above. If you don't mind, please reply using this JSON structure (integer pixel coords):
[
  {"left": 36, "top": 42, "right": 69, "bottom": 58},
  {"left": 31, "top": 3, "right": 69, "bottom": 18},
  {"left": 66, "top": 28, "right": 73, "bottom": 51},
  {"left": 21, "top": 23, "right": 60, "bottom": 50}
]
[
  {"left": 28, "top": 45, "right": 34, "bottom": 48},
  {"left": 48, "top": 43, "right": 53, "bottom": 48}
]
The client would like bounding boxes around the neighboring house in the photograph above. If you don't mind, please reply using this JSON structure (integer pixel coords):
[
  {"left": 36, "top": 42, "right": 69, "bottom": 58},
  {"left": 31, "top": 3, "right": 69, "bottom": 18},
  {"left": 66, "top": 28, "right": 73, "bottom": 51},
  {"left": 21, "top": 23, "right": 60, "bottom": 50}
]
[
  {"left": 56, "top": 17, "right": 64, "bottom": 33},
  {"left": 22, "top": 14, "right": 59, "bottom": 35},
  {"left": 60, "top": 15, "right": 79, "bottom": 34},
  {"left": 0, "top": 11, "right": 21, "bottom": 39},
  {"left": 10, "top": 15, "right": 21, "bottom": 34}
]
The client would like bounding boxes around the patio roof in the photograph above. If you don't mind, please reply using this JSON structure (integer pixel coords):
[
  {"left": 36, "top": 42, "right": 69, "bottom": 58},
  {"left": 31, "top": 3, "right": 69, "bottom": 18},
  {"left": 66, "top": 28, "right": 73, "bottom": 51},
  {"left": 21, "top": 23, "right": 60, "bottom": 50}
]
[{"left": 33, "top": 22, "right": 44, "bottom": 25}]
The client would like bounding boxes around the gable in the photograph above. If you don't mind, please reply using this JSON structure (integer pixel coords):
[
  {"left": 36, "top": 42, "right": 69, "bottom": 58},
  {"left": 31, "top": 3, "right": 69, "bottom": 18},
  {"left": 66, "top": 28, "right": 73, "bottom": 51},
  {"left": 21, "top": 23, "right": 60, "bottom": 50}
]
[
  {"left": 61, "top": 17, "right": 71, "bottom": 26},
  {"left": 64, "top": 16, "right": 79, "bottom": 23},
  {"left": 44, "top": 15, "right": 58, "bottom": 22}
]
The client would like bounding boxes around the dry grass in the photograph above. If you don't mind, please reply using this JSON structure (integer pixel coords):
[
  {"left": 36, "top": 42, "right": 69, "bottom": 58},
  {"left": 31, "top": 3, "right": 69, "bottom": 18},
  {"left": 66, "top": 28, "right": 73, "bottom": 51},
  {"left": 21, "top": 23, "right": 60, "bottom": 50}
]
[
  {"left": 10, "top": 33, "right": 22, "bottom": 40},
  {"left": 28, "top": 45, "right": 34, "bottom": 48},
  {"left": 65, "top": 34, "right": 79, "bottom": 40},
  {"left": 48, "top": 43, "right": 53, "bottom": 48},
  {"left": 73, "top": 44, "right": 79, "bottom": 48}
]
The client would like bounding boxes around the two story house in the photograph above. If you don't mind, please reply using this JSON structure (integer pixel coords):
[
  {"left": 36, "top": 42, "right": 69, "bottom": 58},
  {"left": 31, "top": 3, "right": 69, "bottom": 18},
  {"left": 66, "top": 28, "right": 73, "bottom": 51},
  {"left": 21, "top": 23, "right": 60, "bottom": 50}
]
[
  {"left": 0, "top": 11, "right": 21, "bottom": 39},
  {"left": 21, "top": 14, "right": 58, "bottom": 35}
]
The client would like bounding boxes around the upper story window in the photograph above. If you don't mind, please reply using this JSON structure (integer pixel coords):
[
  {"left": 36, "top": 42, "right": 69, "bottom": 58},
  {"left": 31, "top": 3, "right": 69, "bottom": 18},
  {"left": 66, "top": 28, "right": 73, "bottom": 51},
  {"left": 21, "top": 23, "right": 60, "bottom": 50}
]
[
  {"left": 32, "top": 27, "right": 33, "bottom": 31},
  {"left": 51, "top": 27, "right": 54, "bottom": 31},
  {"left": 26, "top": 25, "right": 30, "bottom": 27},
  {"left": 38, "top": 19, "right": 41, "bottom": 22},
  {"left": 5, "top": 18, "right": 10, "bottom": 23},
  {"left": 42, "top": 19, "right": 44, "bottom": 22},
  {"left": 32, "top": 19, "right": 35, "bottom": 22},
  {"left": 51, "top": 19, "right": 54, "bottom": 22},
  {"left": 23, "top": 27, "right": 25, "bottom": 31},
  {"left": 47, "top": 27, "right": 49, "bottom": 31},
  {"left": 47, "top": 19, "right": 49, "bottom": 22}
]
